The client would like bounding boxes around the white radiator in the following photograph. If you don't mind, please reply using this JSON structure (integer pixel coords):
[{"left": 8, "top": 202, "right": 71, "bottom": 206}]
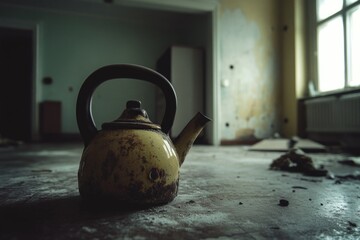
[{"left": 305, "top": 93, "right": 360, "bottom": 133}]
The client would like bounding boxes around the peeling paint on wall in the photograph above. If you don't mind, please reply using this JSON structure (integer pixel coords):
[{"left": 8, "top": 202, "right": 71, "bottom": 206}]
[{"left": 219, "top": 0, "right": 281, "bottom": 142}]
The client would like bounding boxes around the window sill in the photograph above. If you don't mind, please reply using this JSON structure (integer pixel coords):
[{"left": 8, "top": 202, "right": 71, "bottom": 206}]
[{"left": 300, "top": 87, "right": 360, "bottom": 100}]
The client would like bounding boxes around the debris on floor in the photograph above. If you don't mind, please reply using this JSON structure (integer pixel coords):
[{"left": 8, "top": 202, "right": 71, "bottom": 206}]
[
  {"left": 290, "top": 137, "right": 326, "bottom": 152},
  {"left": 278, "top": 199, "right": 289, "bottom": 207},
  {"left": 338, "top": 159, "right": 360, "bottom": 167},
  {"left": 31, "top": 169, "right": 53, "bottom": 173},
  {"left": 249, "top": 137, "right": 326, "bottom": 152},
  {"left": 270, "top": 148, "right": 328, "bottom": 177},
  {"left": 0, "top": 135, "right": 22, "bottom": 147},
  {"left": 291, "top": 186, "right": 307, "bottom": 189},
  {"left": 248, "top": 138, "right": 289, "bottom": 152},
  {"left": 335, "top": 172, "right": 360, "bottom": 181},
  {"left": 348, "top": 221, "right": 357, "bottom": 228}
]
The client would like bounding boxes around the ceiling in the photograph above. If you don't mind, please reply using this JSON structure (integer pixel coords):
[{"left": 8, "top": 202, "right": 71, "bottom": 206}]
[
  {"left": 0, "top": 0, "right": 218, "bottom": 14},
  {"left": 85, "top": 0, "right": 218, "bottom": 13}
]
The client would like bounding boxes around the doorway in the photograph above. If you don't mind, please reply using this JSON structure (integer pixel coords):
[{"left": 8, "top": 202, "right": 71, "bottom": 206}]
[{"left": 0, "top": 26, "right": 34, "bottom": 142}]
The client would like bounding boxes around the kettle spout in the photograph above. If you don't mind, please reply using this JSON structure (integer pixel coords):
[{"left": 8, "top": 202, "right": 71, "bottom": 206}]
[{"left": 174, "top": 112, "right": 211, "bottom": 166}]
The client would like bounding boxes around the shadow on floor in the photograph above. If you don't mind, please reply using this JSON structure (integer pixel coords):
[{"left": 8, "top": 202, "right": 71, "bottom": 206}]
[{"left": 0, "top": 195, "right": 147, "bottom": 237}]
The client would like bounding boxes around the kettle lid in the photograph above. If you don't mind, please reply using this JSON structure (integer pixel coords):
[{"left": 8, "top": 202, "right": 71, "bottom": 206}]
[{"left": 101, "top": 100, "right": 161, "bottom": 130}]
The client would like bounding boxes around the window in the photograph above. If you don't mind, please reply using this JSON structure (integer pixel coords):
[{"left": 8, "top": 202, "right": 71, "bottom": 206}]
[{"left": 314, "top": 0, "right": 360, "bottom": 92}]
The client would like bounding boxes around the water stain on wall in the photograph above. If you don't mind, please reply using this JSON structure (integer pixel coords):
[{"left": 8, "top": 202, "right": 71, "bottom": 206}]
[{"left": 219, "top": 0, "right": 281, "bottom": 143}]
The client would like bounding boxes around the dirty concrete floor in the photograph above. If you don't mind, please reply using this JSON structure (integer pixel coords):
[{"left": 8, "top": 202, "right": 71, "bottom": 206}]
[{"left": 0, "top": 143, "right": 359, "bottom": 239}]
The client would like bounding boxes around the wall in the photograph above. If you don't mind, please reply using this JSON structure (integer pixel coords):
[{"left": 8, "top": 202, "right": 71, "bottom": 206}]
[
  {"left": 0, "top": 3, "right": 208, "bottom": 136},
  {"left": 280, "top": 0, "right": 307, "bottom": 137},
  {"left": 218, "top": 0, "right": 282, "bottom": 143},
  {"left": 280, "top": 0, "right": 296, "bottom": 137}
]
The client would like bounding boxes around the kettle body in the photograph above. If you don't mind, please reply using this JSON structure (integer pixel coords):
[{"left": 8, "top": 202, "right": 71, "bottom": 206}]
[{"left": 79, "top": 129, "right": 179, "bottom": 205}]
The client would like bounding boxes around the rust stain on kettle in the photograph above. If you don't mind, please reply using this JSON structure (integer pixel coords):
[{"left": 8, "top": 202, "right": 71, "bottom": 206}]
[
  {"left": 127, "top": 178, "right": 179, "bottom": 205},
  {"left": 118, "top": 134, "right": 144, "bottom": 157},
  {"left": 148, "top": 168, "right": 166, "bottom": 182},
  {"left": 101, "top": 150, "right": 117, "bottom": 180}
]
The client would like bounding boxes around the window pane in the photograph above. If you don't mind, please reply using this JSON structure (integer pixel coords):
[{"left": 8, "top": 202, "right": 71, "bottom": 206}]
[
  {"left": 346, "top": 0, "right": 358, "bottom": 5},
  {"left": 348, "top": 6, "right": 360, "bottom": 86},
  {"left": 317, "top": 17, "right": 345, "bottom": 92},
  {"left": 317, "top": 0, "right": 343, "bottom": 21}
]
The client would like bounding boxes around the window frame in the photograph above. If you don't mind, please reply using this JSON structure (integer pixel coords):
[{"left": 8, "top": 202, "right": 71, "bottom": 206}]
[{"left": 308, "top": 0, "right": 360, "bottom": 95}]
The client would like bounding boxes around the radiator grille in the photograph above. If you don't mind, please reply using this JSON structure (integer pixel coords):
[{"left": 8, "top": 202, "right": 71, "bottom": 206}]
[{"left": 305, "top": 93, "right": 360, "bottom": 133}]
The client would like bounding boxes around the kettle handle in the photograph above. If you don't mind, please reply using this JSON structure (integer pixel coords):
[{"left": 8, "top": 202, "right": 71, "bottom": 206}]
[{"left": 76, "top": 64, "right": 177, "bottom": 146}]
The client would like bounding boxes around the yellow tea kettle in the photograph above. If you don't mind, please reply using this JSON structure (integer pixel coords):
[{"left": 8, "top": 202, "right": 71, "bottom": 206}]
[{"left": 76, "top": 64, "right": 210, "bottom": 205}]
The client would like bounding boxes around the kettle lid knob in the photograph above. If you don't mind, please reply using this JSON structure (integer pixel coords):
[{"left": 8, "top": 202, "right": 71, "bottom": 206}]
[
  {"left": 126, "top": 100, "right": 141, "bottom": 109},
  {"left": 124, "top": 100, "right": 148, "bottom": 118}
]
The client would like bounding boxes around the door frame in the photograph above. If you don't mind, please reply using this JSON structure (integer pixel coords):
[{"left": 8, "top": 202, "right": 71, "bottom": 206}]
[
  {"left": 0, "top": 18, "right": 40, "bottom": 141},
  {"left": 210, "top": 5, "right": 220, "bottom": 145},
  {"left": 198, "top": 4, "right": 220, "bottom": 145}
]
